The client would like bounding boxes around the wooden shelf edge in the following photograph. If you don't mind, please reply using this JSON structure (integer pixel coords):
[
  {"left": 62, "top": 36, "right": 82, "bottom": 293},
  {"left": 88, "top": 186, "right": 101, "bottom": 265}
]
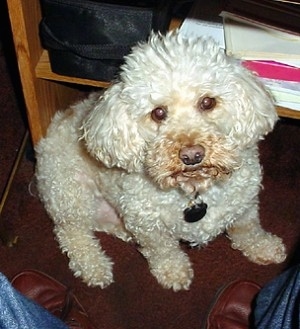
[
  {"left": 277, "top": 106, "right": 300, "bottom": 120},
  {"left": 35, "top": 50, "right": 111, "bottom": 88}
]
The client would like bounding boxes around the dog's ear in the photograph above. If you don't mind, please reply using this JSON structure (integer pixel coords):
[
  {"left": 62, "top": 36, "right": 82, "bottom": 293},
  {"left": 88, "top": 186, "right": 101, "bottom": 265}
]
[
  {"left": 229, "top": 69, "right": 278, "bottom": 146},
  {"left": 81, "top": 85, "right": 145, "bottom": 172}
]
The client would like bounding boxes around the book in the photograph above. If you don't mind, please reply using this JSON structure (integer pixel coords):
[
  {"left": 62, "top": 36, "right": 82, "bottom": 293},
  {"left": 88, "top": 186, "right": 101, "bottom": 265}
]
[
  {"left": 224, "top": 0, "right": 300, "bottom": 35},
  {"left": 221, "top": 11, "right": 300, "bottom": 62}
]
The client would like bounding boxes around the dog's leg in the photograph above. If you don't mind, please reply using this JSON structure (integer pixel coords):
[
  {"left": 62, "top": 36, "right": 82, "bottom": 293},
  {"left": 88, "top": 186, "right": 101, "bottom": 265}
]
[
  {"left": 226, "top": 206, "right": 286, "bottom": 265},
  {"left": 54, "top": 224, "right": 114, "bottom": 288},
  {"left": 142, "top": 240, "right": 194, "bottom": 291},
  {"left": 127, "top": 223, "right": 193, "bottom": 291}
]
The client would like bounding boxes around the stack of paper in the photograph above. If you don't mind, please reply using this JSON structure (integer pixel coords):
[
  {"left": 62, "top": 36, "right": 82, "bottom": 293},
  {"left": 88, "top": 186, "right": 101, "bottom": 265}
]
[
  {"left": 221, "top": 10, "right": 300, "bottom": 110},
  {"left": 179, "top": 0, "right": 300, "bottom": 111}
]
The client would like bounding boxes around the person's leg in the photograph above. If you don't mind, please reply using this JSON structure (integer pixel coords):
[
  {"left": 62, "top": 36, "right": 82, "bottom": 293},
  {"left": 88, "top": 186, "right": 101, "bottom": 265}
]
[
  {"left": 204, "top": 264, "right": 300, "bottom": 329},
  {"left": 254, "top": 264, "right": 300, "bottom": 329},
  {"left": 0, "top": 272, "right": 68, "bottom": 329}
]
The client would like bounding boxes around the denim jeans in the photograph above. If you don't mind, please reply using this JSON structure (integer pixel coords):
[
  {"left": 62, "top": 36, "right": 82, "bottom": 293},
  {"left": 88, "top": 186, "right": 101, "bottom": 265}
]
[
  {"left": 0, "top": 273, "right": 68, "bottom": 329},
  {"left": 254, "top": 264, "right": 300, "bottom": 329}
]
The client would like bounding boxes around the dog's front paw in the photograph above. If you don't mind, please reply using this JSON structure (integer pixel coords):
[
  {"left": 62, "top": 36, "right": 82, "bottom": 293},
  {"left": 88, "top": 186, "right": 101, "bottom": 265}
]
[
  {"left": 231, "top": 232, "right": 287, "bottom": 265},
  {"left": 150, "top": 252, "right": 194, "bottom": 291},
  {"left": 69, "top": 251, "right": 114, "bottom": 288}
]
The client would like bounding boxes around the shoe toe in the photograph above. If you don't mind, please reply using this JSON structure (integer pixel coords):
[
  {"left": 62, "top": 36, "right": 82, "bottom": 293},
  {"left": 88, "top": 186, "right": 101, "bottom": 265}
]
[{"left": 205, "top": 280, "right": 261, "bottom": 329}]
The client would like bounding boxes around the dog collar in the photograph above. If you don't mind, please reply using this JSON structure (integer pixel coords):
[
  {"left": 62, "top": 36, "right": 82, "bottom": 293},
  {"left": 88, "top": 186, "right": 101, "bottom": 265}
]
[{"left": 184, "top": 193, "right": 207, "bottom": 223}]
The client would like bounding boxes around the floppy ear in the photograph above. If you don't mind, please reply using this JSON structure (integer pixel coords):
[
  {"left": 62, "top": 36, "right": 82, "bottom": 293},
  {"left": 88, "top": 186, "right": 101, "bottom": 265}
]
[
  {"left": 81, "top": 84, "right": 146, "bottom": 172},
  {"left": 228, "top": 68, "right": 278, "bottom": 147}
]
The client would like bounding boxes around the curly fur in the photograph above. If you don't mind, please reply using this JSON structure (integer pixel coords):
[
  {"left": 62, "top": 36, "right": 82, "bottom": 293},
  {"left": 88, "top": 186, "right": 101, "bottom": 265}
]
[{"left": 35, "top": 31, "right": 286, "bottom": 291}]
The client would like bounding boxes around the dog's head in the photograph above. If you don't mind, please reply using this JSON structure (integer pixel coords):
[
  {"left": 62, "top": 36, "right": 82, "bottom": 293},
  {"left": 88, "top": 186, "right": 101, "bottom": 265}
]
[{"left": 82, "top": 31, "right": 277, "bottom": 194}]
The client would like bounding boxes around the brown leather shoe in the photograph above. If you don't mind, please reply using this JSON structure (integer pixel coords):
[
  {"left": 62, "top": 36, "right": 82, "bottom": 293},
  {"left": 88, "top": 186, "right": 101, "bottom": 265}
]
[
  {"left": 205, "top": 280, "right": 261, "bottom": 329},
  {"left": 11, "top": 270, "right": 96, "bottom": 329}
]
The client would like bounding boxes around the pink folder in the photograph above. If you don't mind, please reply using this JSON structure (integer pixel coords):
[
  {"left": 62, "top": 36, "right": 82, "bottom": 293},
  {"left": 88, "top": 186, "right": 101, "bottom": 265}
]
[{"left": 242, "top": 60, "right": 300, "bottom": 82}]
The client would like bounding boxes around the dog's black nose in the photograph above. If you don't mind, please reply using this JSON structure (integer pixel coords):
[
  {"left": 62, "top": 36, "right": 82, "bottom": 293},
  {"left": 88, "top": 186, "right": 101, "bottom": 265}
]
[{"left": 179, "top": 145, "right": 205, "bottom": 165}]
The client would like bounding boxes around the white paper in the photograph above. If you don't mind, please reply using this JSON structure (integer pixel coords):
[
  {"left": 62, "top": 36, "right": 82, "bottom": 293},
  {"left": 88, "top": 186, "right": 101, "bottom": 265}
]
[{"left": 180, "top": 18, "right": 225, "bottom": 48}]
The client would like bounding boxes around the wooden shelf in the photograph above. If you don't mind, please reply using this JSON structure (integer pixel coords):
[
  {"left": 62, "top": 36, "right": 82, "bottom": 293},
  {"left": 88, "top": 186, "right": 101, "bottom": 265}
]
[
  {"left": 6, "top": 1, "right": 300, "bottom": 145},
  {"left": 35, "top": 49, "right": 300, "bottom": 120},
  {"left": 277, "top": 106, "right": 300, "bottom": 120},
  {"left": 36, "top": 51, "right": 300, "bottom": 121}
]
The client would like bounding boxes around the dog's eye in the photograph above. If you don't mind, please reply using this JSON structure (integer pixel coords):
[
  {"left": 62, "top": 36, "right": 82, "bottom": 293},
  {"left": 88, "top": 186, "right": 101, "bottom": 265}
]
[
  {"left": 199, "top": 97, "right": 216, "bottom": 111},
  {"left": 151, "top": 106, "right": 168, "bottom": 122}
]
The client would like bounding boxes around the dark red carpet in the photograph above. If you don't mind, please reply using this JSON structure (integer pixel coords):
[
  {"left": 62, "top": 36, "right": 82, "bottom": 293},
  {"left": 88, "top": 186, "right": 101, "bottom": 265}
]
[{"left": 1, "top": 15, "right": 300, "bottom": 329}]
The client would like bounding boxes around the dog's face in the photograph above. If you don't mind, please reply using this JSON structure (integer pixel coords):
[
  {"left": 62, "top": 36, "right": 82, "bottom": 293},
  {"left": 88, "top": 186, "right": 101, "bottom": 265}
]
[{"left": 82, "top": 31, "right": 277, "bottom": 194}]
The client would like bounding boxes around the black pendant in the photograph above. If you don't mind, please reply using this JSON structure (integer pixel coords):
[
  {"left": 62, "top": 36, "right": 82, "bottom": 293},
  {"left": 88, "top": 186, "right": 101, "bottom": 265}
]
[{"left": 184, "top": 202, "right": 207, "bottom": 223}]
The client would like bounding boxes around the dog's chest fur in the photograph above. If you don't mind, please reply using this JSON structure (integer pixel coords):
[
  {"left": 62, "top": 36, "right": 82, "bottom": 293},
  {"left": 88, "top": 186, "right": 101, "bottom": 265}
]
[{"left": 95, "top": 156, "right": 261, "bottom": 245}]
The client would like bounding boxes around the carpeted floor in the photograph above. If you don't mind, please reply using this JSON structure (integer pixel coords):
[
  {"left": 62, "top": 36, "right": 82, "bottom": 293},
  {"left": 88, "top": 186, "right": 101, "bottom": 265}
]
[{"left": 1, "top": 8, "right": 300, "bottom": 329}]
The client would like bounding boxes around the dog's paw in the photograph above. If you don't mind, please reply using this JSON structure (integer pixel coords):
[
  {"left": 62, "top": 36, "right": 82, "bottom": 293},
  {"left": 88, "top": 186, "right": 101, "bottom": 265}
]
[
  {"left": 232, "top": 233, "right": 287, "bottom": 265},
  {"left": 150, "top": 252, "right": 194, "bottom": 291},
  {"left": 69, "top": 253, "right": 114, "bottom": 288}
]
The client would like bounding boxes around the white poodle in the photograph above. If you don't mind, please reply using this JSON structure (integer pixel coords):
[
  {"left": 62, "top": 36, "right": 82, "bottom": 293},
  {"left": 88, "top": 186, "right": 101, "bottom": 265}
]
[{"left": 35, "top": 30, "right": 286, "bottom": 291}]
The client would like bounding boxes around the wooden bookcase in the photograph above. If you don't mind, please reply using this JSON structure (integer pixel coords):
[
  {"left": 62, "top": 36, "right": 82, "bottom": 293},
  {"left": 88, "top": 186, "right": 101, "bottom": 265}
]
[{"left": 7, "top": 0, "right": 300, "bottom": 145}]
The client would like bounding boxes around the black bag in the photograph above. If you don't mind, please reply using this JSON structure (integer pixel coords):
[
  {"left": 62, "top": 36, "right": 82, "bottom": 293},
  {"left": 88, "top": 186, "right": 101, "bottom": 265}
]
[{"left": 39, "top": 0, "right": 173, "bottom": 82}]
